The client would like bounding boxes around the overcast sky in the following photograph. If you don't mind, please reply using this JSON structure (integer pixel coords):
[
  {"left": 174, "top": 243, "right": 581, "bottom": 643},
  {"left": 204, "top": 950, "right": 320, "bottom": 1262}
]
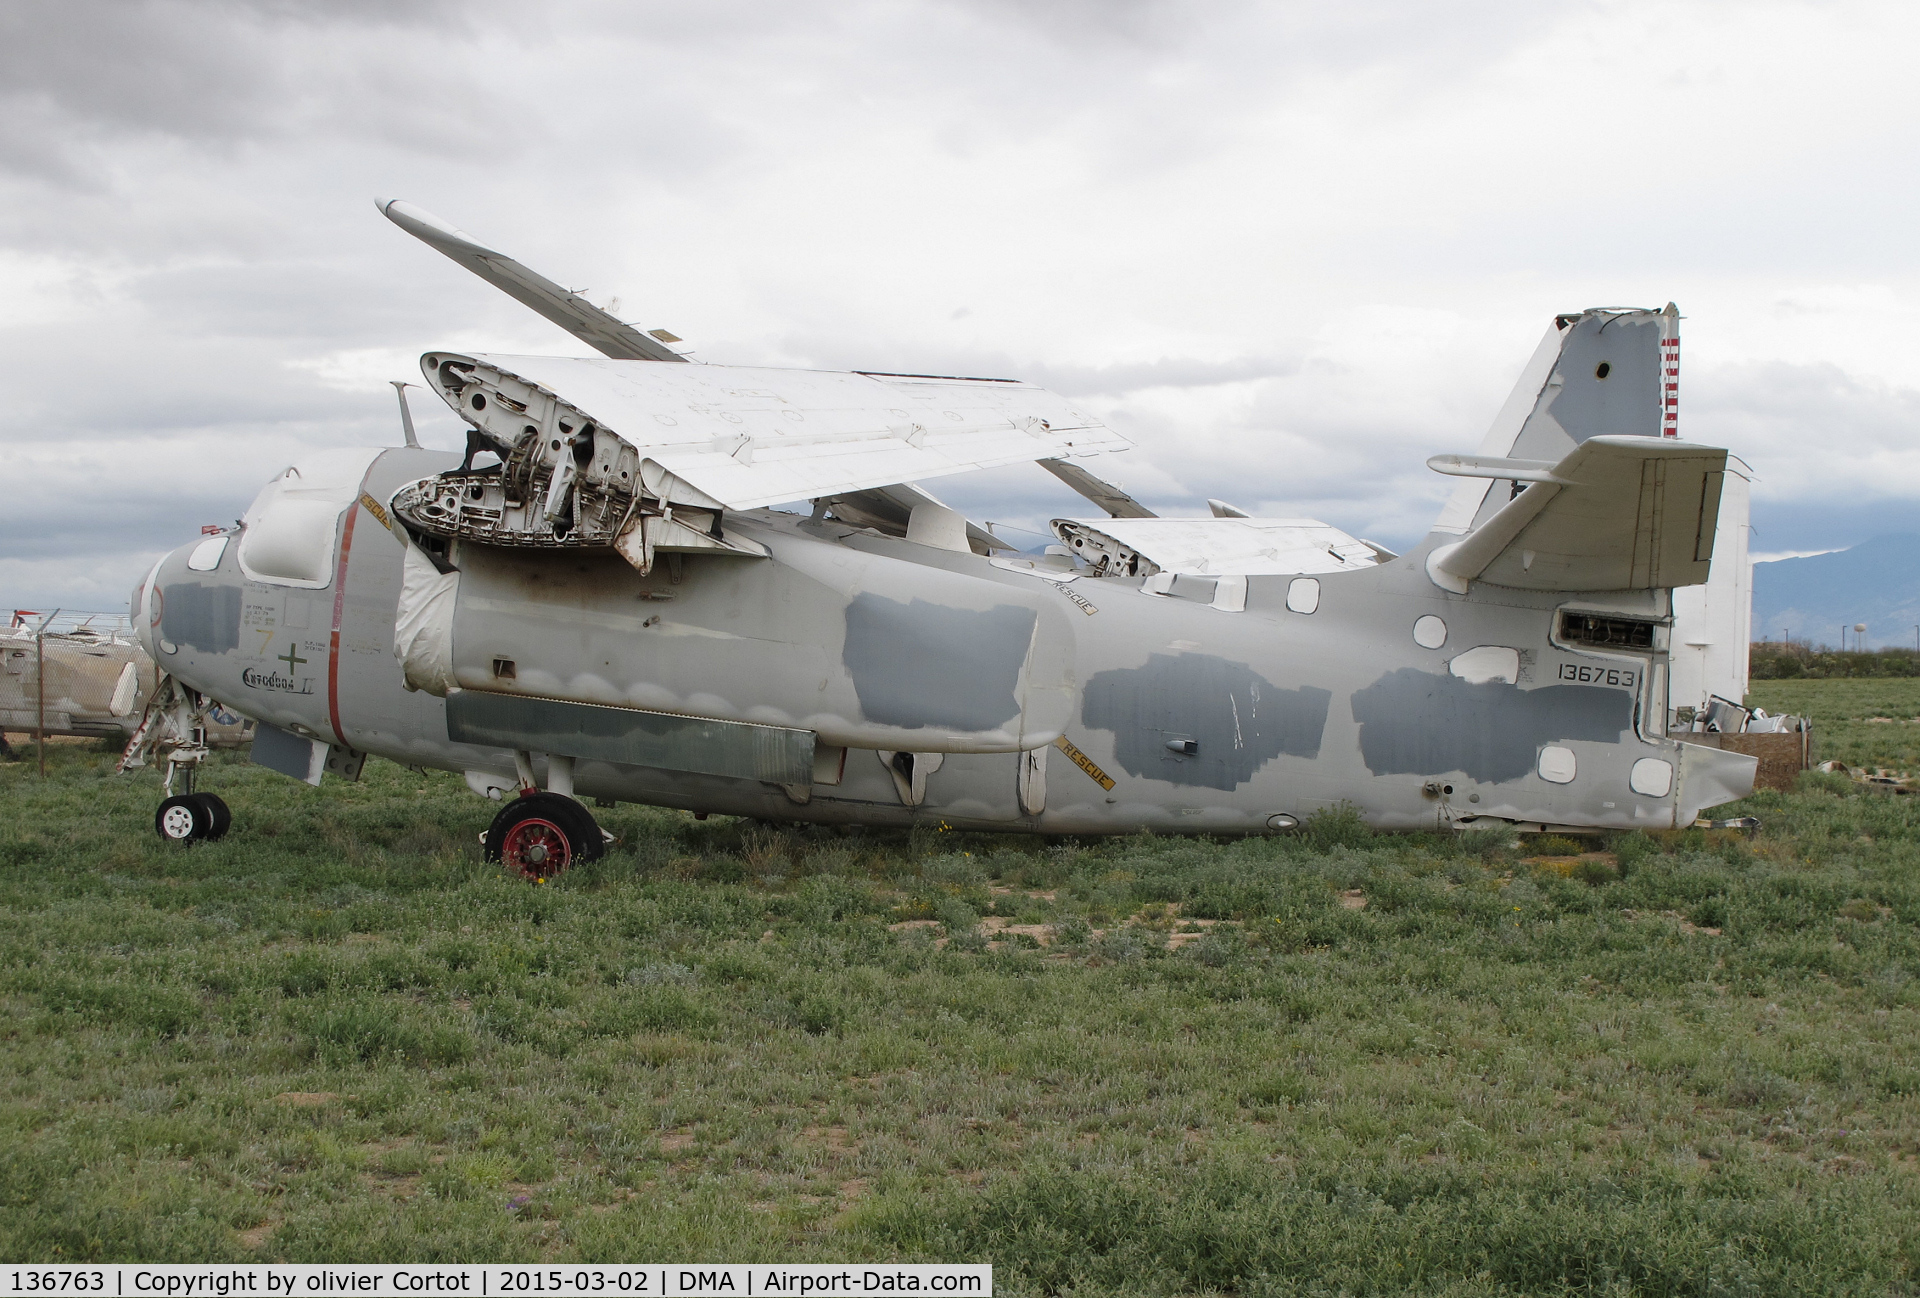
[{"left": 5, "top": 0, "right": 1919, "bottom": 615}]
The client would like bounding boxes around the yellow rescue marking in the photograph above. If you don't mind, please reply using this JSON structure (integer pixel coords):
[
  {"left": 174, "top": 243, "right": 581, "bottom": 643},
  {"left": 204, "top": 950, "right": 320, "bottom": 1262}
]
[
  {"left": 1054, "top": 734, "right": 1115, "bottom": 791},
  {"left": 1059, "top": 587, "right": 1098, "bottom": 616},
  {"left": 357, "top": 492, "right": 392, "bottom": 529}
]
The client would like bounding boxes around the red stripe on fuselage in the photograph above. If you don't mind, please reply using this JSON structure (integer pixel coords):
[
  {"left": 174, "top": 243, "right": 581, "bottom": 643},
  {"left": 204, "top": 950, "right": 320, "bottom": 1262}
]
[{"left": 326, "top": 504, "right": 361, "bottom": 746}]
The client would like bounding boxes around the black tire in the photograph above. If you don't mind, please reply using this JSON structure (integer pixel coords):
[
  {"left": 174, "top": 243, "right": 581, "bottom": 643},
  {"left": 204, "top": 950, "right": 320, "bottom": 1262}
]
[
  {"left": 155, "top": 794, "right": 213, "bottom": 843},
  {"left": 484, "top": 791, "right": 603, "bottom": 880},
  {"left": 191, "top": 792, "right": 232, "bottom": 841}
]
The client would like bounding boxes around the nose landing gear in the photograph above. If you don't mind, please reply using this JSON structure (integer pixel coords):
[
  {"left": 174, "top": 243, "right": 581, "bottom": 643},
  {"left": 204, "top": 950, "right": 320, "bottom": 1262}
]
[
  {"left": 155, "top": 792, "right": 231, "bottom": 842},
  {"left": 484, "top": 789, "right": 605, "bottom": 881},
  {"left": 121, "top": 675, "right": 228, "bottom": 845}
]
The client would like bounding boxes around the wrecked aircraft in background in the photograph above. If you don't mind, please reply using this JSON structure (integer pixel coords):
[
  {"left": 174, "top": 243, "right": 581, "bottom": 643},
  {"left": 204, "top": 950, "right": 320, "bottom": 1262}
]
[
  {"left": 3, "top": 613, "right": 149, "bottom": 752},
  {"left": 119, "top": 199, "right": 1757, "bottom": 874},
  {"left": 1, "top": 611, "right": 250, "bottom": 757}
]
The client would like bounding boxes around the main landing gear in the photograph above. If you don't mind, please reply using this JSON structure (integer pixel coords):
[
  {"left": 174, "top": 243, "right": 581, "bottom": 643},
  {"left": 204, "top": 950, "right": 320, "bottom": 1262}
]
[{"left": 484, "top": 789, "right": 606, "bottom": 881}]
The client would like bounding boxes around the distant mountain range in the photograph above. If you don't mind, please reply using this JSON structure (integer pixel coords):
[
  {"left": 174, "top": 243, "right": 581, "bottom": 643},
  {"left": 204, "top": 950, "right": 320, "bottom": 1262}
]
[{"left": 1753, "top": 534, "right": 1920, "bottom": 650}]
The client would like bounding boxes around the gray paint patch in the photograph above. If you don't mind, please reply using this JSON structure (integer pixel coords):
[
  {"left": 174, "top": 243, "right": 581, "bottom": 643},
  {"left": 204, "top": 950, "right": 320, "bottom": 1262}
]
[
  {"left": 161, "top": 583, "right": 240, "bottom": 653},
  {"left": 843, "top": 594, "right": 1034, "bottom": 731},
  {"left": 1350, "top": 668, "right": 1631, "bottom": 783},
  {"left": 447, "top": 690, "right": 814, "bottom": 784},
  {"left": 1546, "top": 315, "right": 1662, "bottom": 442},
  {"left": 1083, "top": 653, "right": 1331, "bottom": 791}
]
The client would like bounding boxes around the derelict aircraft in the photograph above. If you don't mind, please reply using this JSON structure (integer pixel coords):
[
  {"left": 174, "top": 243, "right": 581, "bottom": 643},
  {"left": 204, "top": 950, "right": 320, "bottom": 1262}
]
[
  {"left": 120, "top": 199, "right": 1757, "bottom": 877},
  {"left": 1, "top": 612, "right": 252, "bottom": 756}
]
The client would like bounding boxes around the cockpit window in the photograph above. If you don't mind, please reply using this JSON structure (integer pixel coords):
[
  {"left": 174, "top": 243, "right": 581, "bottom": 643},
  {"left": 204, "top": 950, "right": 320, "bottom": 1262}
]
[{"left": 236, "top": 448, "right": 383, "bottom": 588}]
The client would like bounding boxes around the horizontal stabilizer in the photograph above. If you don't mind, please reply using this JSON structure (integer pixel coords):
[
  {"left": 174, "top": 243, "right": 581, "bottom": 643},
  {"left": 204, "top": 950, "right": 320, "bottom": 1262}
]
[
  {"left": 378, "top": 199, "right": 686, "bottom": 363},
  {"left": 1427, "top": 436, "right": 1726, "bottom": 593},
  {"left": 1427, "top": 453, "right": 1564, "bottom": 484}
]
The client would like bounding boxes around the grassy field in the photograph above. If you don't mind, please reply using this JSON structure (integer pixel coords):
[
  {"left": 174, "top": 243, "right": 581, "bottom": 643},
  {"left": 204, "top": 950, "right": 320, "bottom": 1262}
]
[
  {"left": 1751, "top": 678, "right": 1920, "bottom": 774},
  {"left": 2, "top": 686, "right": 1919, "bottom": 1293}
]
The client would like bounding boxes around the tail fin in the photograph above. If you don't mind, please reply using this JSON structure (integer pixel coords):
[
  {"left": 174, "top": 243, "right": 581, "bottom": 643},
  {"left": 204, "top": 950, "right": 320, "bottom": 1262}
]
[{"left": 1436, "top": 304, "right": 1680, "bottom": 535}]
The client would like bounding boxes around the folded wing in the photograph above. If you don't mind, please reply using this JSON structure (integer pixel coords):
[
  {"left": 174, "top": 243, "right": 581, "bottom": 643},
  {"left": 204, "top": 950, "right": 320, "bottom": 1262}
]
[{"left": 378, "top": 199, "right": 687, "bottom": 363}]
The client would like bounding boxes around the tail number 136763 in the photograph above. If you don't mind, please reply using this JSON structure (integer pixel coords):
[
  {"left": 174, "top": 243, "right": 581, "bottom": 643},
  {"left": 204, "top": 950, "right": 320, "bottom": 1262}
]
[{"left": 1558, "top": 662, "right": 1636, "bottom": 688}]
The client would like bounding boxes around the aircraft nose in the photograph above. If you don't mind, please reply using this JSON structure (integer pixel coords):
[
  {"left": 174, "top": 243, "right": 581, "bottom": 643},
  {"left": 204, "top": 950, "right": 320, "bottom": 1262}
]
[{"left": 135, "top": 531, "right": 236, "bottom": 660}]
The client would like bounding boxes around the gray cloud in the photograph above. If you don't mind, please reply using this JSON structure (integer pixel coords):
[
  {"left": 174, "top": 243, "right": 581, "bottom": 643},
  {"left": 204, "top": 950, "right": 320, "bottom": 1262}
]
[
  {"left": 2, "top": 0, "right": 1917, "bottom": 610},
  {"left": 0, "top": 0, "right": 462, "bottom": 122}
]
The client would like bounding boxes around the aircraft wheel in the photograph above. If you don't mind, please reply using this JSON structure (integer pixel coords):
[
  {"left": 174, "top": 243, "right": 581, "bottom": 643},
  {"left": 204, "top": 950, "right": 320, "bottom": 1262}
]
[
  {"left": 486, "top": 791, "right": 603, "bottom": 881},
  {"left": 155, "top": 794, "right": 215, "bottom": 843},
  {"left": 193, "top": 792, "right": 232, "bottom": 841}
]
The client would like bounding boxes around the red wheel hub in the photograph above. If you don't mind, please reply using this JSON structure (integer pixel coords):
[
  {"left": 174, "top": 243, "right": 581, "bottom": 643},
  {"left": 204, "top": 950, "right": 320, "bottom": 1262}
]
[{"left": 501, "top": 816, "right": 571, "bottom": 880}]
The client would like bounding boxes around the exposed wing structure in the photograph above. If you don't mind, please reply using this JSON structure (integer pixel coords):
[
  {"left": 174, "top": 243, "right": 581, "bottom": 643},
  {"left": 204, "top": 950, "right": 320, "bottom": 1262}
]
[
  {"left": 434, "top": 353, "right": 1123, "bottom": 510},
  {"left": 1427, "top": 435, "right": 1726, "bottom": 594},
  {"left": 380, "top": 197, "right": 1136, "bottom": 567},
  {"left": 1051, "top": 516, "right": 1384, "bottom": 578},
  {"left": 390, "top": 351, "right": 1128, "bottom": 574},
  {"left": 377, "top": 199, "right": 687, "bottom": 363}
]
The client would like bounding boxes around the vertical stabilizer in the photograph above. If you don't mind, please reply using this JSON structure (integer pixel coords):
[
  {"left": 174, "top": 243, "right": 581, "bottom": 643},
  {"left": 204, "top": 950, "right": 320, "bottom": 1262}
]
[{"left": 1437, "top": 305, "right": 1680, "bottom": 535}]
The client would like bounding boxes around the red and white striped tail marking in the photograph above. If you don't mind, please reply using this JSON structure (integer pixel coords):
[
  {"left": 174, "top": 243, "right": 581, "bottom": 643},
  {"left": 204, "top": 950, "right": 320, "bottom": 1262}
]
[{"left": 1660, "top": 335, "right": 1680, "bottom": 437}]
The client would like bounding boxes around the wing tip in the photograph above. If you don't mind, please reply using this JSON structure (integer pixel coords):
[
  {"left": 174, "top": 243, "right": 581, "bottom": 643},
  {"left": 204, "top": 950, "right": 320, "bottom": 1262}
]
[{"left": 377, "top": 197, "right": 490, "bottom": 255}]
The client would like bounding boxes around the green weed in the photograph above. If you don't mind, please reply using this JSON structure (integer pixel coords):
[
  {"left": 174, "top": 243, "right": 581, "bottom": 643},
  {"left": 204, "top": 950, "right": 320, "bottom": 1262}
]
[{"left": 0, "top": 708, "right": 1918, "bottom": 1289}]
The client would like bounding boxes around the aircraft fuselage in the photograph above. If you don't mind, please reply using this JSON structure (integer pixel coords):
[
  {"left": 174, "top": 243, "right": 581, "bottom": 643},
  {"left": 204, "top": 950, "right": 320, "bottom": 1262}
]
[{"left": 133, "top": 446, "right": 1753, "bottom": 835}]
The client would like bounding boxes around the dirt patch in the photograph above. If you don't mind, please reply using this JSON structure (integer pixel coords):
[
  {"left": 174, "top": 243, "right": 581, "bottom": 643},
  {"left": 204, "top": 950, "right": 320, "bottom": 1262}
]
[
  {"left": 982, "top": 917, "right": 1053, "bottom": 948},
  {"left": 658, "top": 1130, "right": 696, "bottom": 1154},
  {"left": 1339, "top": 890, "right": 1368, "bottom": 910},
  {"left": 237, "top": 1221, "right": 277, "bottom": 1249},
  {"left": 800, "top": 1125, "right": 859, "bottom": 1153}
]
